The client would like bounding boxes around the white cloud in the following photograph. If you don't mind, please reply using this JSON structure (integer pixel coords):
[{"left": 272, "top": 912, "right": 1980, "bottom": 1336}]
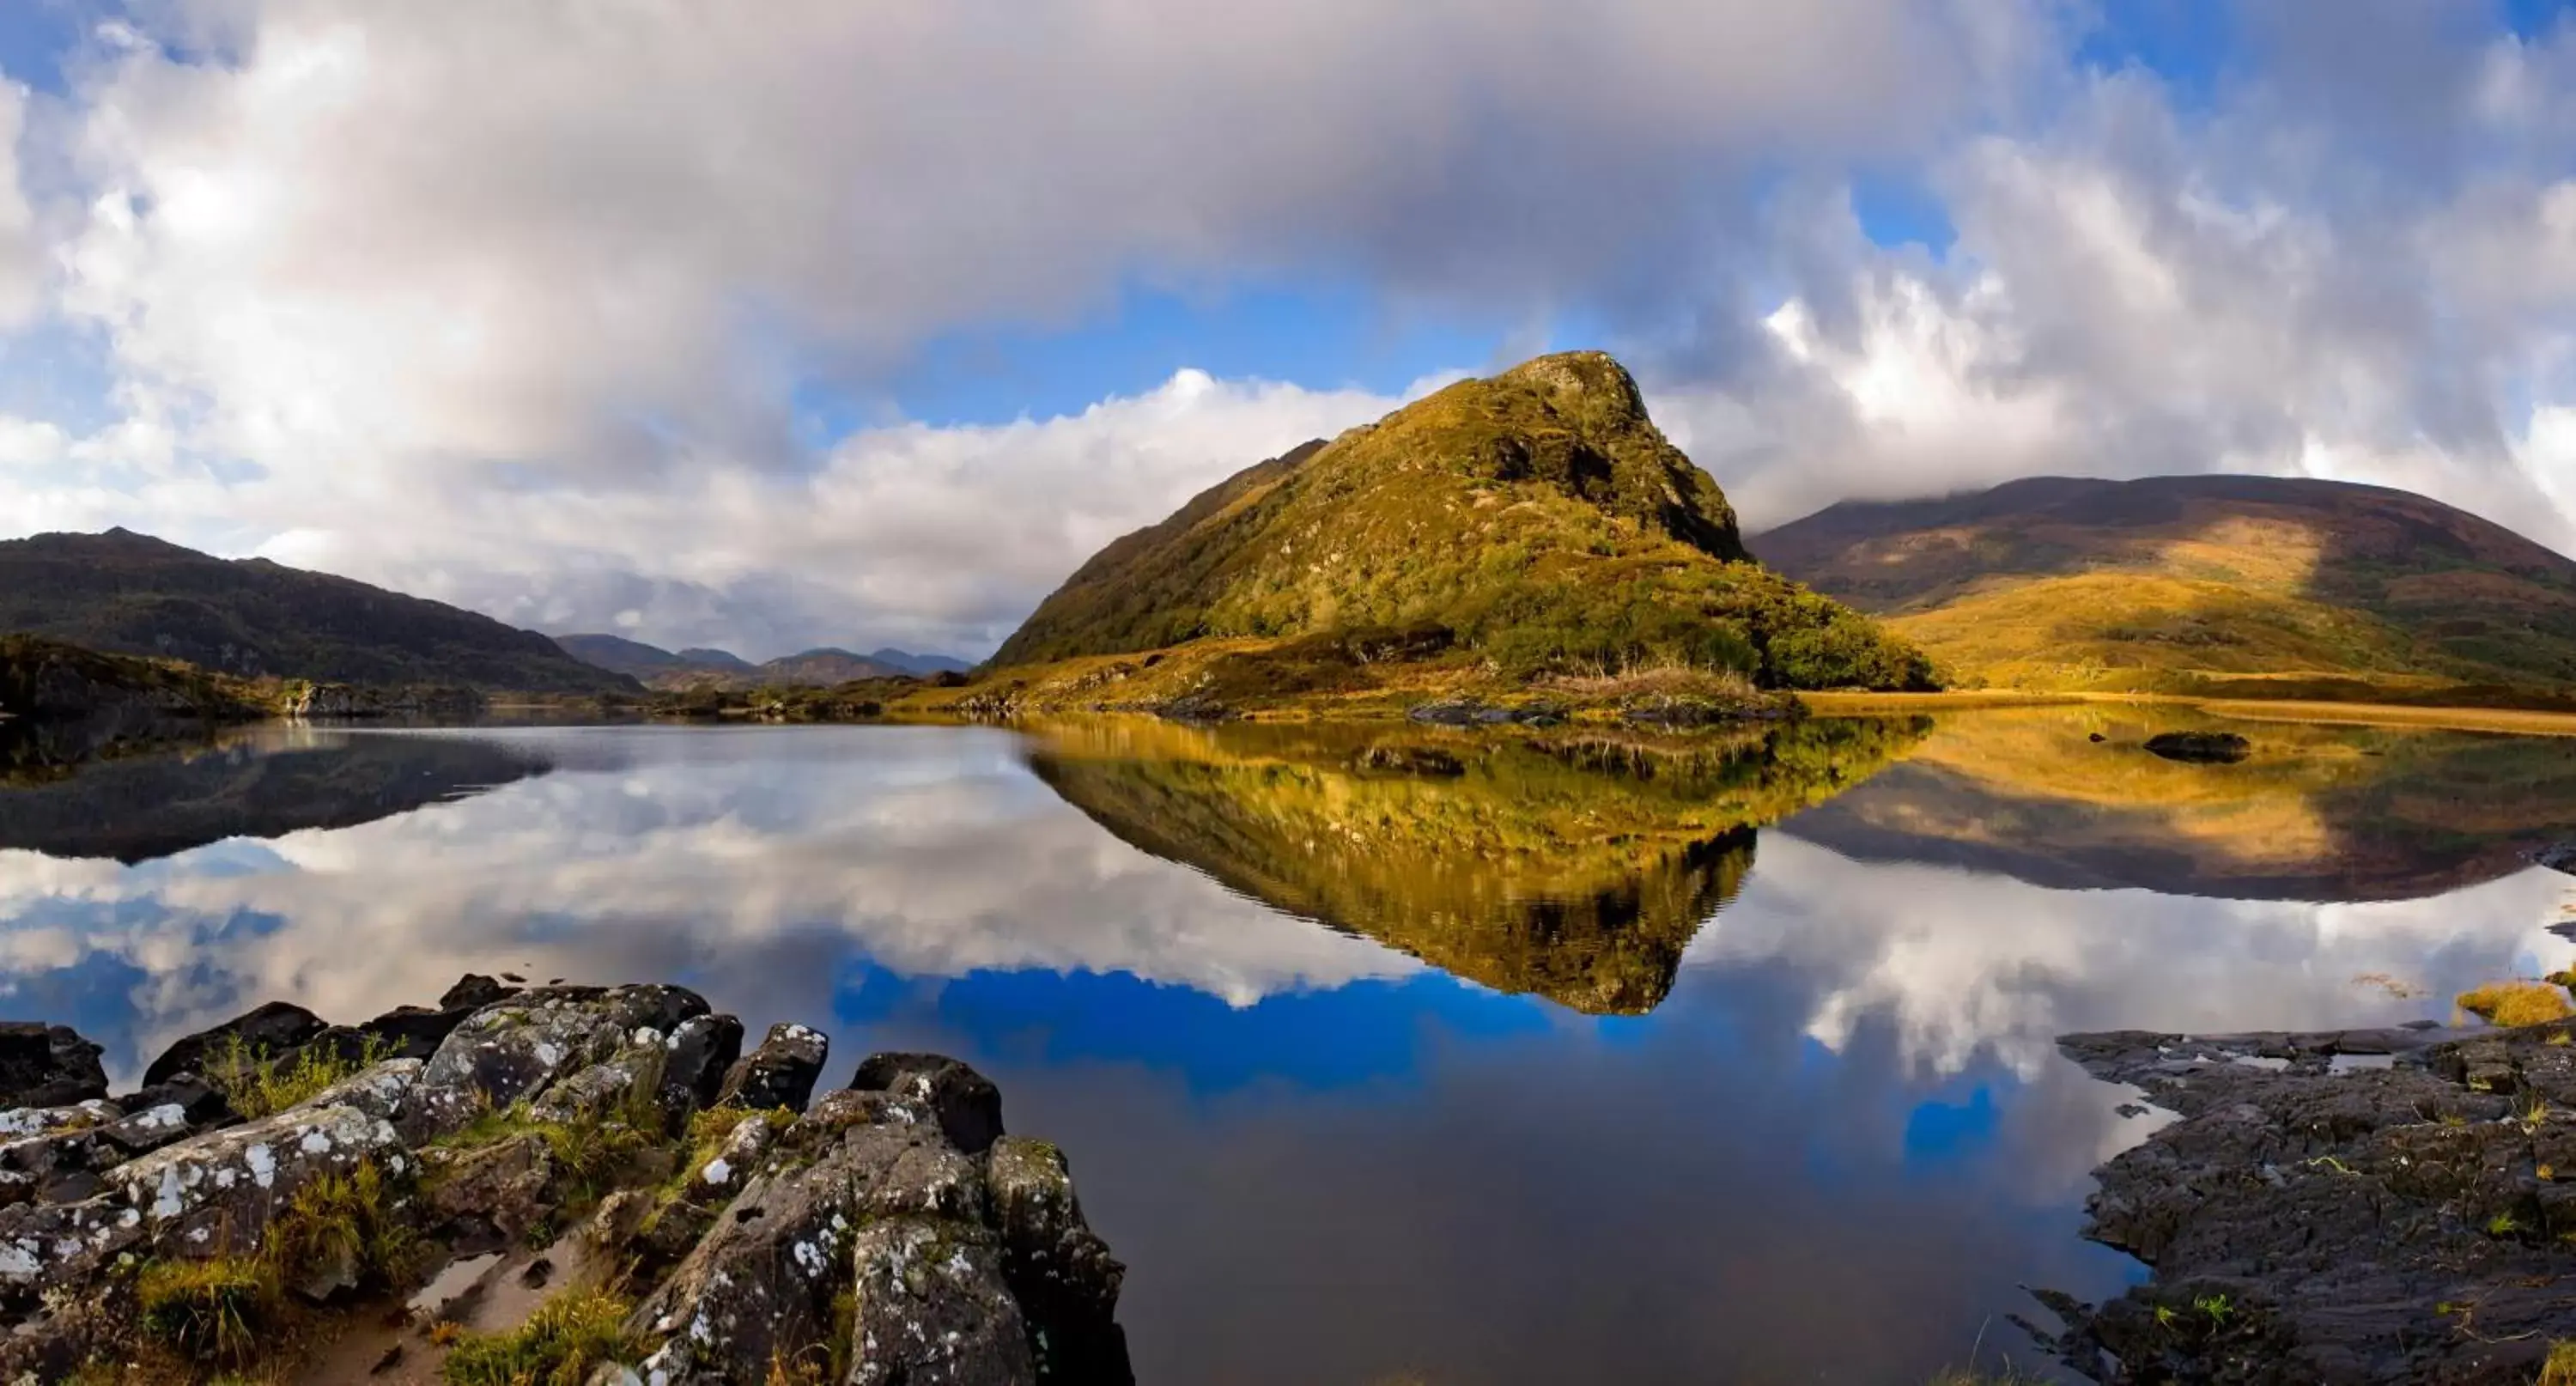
[{"left": 0, "top": 3, "right": 2565, "bottom": 648}]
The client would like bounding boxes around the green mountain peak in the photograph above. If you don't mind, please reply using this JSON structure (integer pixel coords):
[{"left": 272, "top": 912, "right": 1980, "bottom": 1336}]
[{"left": 992, "top": 350, "right": 1923, "bottom": 691}]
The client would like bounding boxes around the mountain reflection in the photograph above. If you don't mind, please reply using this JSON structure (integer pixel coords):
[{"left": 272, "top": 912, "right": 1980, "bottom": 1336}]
[
  {"left": 1781, "top": 708, "right": 2576, "bottom": 900},
  {"left": 0, "top": 724, "right": 556, "bottom": 862},
  {"left": 1024, "top": 715, "right": 1930, "bottom": 1014}
]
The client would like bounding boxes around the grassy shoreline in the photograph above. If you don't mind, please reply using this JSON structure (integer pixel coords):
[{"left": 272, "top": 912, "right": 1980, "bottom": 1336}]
[{"left": 1801, "top": 688, "right": 2576, "bottom": 738}]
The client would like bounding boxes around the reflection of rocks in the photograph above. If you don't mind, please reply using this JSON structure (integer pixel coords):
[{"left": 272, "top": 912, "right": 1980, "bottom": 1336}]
[
  {"left": 1027, "top": 716, "right": 1925, "bottom": 1014},
  {"left": 2039, "top": 1024, "right": 2576, "bottom": 1383},
  {"left": 0, "top": 725, "right": 556, "bottom": 862},
  {"left": 0, "top": 980, "right": 1129, "bottom": 1386},
  {"left": 1784, "top": 708, "right": 2576, "bottom": 902},
  {"left": 2141, "top": 730, "right": 2251, "bottom": 764}
]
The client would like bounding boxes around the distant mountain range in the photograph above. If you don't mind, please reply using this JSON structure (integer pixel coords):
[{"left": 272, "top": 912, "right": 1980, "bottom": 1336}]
[
  {"left": 555, "top": 634, "right": 972, "bottom": 689},
  {"left": 0, "top": 529, "right": 633, "bottom": 695},
  {"left": 1758, "top": 474, "right": 2576, "bottom": 702}
]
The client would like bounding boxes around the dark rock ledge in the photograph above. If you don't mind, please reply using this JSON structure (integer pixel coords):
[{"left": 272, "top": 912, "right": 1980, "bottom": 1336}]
[
  {"left": 2031, "top": 1022, "right": 2576, "bottom": 1384},
  {"left": 0, "top": 979, "right": 1131, "bottom": 1384}
]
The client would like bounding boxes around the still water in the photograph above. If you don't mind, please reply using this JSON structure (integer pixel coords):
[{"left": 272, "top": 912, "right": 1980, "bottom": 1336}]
[{"left": 6, "top": 708, "right": 2576, "bottom": 1383}]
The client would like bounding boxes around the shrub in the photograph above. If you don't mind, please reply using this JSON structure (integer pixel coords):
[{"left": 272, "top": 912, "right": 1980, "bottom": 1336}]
[
  {"left": 2458, "top": 982, "right": 2575, "bottom": 1030},
  {"left": 204, "top": 1033, "right": 389, "bottom": 1120}
]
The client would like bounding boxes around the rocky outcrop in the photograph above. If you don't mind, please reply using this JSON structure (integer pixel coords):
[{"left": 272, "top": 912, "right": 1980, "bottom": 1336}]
[
  {"left": 142, "top": 1000, "right": 328, "bottom": 1086},
  {"left": 2035, "top": 1023, "right": 2576, "bottom": 1383},
  {"left": 281, "top": 681, "right": 490, "bottom": 719},
  {"left": 0, "top": 1022, "right": 106, "bottom": 1109},
  {"left": 0, "top": 981, "right": 1128, "bottom": 1385},
  {"left": 713, "top": 1020, "right": 829, "bottom": 1114}
]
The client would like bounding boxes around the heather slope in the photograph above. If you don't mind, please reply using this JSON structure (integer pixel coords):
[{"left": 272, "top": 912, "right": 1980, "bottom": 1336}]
[
  {"left": 1757, "top": 475, "right": 2576, "bottom": 700},
  {"left": 991, "top": 352, "right": 1930, "bottom": 693}
]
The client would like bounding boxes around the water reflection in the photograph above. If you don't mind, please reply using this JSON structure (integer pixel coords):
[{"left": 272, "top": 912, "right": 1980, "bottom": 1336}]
[
  {"left": 1788, "top": 708, "right": 2576, "bottom": 900},
  {"left": 0, "top": 723, "right": 554, "bottom": 862},
  {"left": 0, "top": 713, "right": 2571, "bottom": 1383},
  {"left": 1024, "top": 716, "right": 1927, "bottom": 1013}
]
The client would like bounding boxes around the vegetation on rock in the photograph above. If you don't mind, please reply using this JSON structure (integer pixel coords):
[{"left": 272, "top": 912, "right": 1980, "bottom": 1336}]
[
  {"left": 990, "top": 351, "right": 1932, "bottom": 696},
  {"left": 2458, "top": 981, "right": 2576, "bottom": 1029},
  {"left": 1758, "top": 473, "right": 2576, "bottom": 706}
]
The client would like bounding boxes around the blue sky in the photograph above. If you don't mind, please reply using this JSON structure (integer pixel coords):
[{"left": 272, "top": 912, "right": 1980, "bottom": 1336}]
[{"left": 0, "top": 1, "right": 2568, "bottom": 657}]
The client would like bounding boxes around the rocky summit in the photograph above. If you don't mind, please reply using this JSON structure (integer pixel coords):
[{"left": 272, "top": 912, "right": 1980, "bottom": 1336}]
[{"left": 0, "top": 979, "right": 1128, "bottom": 1385}]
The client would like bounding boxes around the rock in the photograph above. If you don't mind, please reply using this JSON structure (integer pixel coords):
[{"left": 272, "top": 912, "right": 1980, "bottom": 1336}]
[
  {"left": 0, "top": 1064, "right": 418, "bottom": 1308},
  {"left": 119, "top": 1073, "right": 233, "bottom": 1128},
  {"left": 715, "top": 1022, "right": 828, "bottom": 1114},
  {"left": 142, "top": 1000, "right": 328, "bottom": 1086},
  {"left": 2036, "top": 1025, "right": 2576, "bottom": 1381},
  {"left": 842, "top": 1218, "right": 1034, "bottom": 1386},
  {"left": 630, "top": 1122, "right": 908, "bottom": 1381},
  {"left": 1406, "top": 698, "right": 1558, "bottom": 726},
  {"left": 0, "top": 1022, "right": 107, "bottom": 1109},
  {"left": 402, "top": 984, "right": 710, "bottom": 1140},
  {"left": 2533, "top": 842, "right": 2576, "bottom": 877},
  {"left": 358, "top": 1000, "right": 488, "bottom": 1060},
  {"left": 426, "top": 1133, "right": 554, "bottom": 1255},
  {"left": 439, "top": 974, "right": 519, "bottom": 1010},
  {"left": 2141, "top": 730, "right": 2252, "bottom": 764},
  {"left": 659, "top": 1012, "right": 744, "bottom": 1113},
  {"left": 92, "top": 1100, "right": 204, "bottom": 1158},
  {"left": 850, "top": 1053, "right": 1005, "bottom": 1155},
  {"left": 987, "top": 1138, "right": 1131, "bottom": 1381}
]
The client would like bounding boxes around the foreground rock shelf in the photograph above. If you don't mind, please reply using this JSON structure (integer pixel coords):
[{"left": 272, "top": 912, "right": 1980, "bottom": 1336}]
[
  {"left": 2036, "top": 1021, "right": 2576, "bottom": 1384},
  {"left": 0, "top": 979, "right": 1130, "bottom": 1384}
]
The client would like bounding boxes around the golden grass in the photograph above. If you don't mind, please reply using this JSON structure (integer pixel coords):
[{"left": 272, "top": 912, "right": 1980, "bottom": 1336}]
[
  {"left": 2540, "top": 1339, "right": 2576, "bottom": 1386},
  {"left": 2458, "top": 982, "right": 2576, "bottom": 1030}
]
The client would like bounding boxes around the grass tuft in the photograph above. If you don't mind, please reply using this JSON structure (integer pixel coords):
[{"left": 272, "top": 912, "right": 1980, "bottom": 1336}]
[
  {"left": 2458, "top": 982, "right": 2576, "bottom": 1030},
  {"left": 204, "top": 1032, "right": 391, "bottom": 1120},
  {"left": 440, "top": 1288, "right": 637, "bottom": 1386},
  {"left": 137, "top": 1255, "right": 280, "bottom": 1368}
]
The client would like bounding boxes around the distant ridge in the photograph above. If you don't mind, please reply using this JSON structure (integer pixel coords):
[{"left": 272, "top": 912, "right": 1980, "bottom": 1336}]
[
  {"left": 556, "top": 635, "right": 971, "bottom": 689},
  {"left": 0, "top": 530, "right": 634, "bottom": 695},
  {"left": 1757, "top": 473, "right": 2576, "bottom": 698}
]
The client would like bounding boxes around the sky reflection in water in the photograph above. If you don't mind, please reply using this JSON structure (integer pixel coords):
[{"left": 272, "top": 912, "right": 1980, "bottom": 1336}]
[{"left": 3, "top": 712, "right": 2574, "bottom": 1383}]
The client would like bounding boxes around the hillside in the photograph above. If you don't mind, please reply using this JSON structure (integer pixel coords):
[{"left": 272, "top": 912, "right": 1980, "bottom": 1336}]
[
  {"left": 0, "top": 530, "right": 634, "bottom": 694},
  {"left": 987, "top": 352, "right": 1931, "bottom": 696},
  {"left": 556, "top": 635, "right": 918, "bottom": 689},
  {"left": 1755, "top": 475, "right": 2576, "bottom": 701}
]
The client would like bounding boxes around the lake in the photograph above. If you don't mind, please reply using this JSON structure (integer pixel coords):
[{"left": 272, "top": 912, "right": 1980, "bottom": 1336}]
[{"left": 5, "top": 708, "right": 2575, "bottom": 1383}]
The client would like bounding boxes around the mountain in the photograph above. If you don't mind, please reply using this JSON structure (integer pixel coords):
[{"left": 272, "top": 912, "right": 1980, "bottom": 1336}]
[
  {"left": 555, "top": 635, "right": 908, "bottom": 689},
  {"left": 1756, "top": 475, "right": 2576, "bottom": 700},
  {"left": 0, "top": 530, "right": 634, "bottom": 695},
  {"left": 677, "top": 647, "right": 755, "bottom": 671},
  {"left": 867, "top": 647, "right": 973, "bottom": 678},
  {"left": 988, "top": 351, "right": 1931, "bottom": 692},
  {"left": 555, "top": 633, "right": 707, "bottom": 679}
]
